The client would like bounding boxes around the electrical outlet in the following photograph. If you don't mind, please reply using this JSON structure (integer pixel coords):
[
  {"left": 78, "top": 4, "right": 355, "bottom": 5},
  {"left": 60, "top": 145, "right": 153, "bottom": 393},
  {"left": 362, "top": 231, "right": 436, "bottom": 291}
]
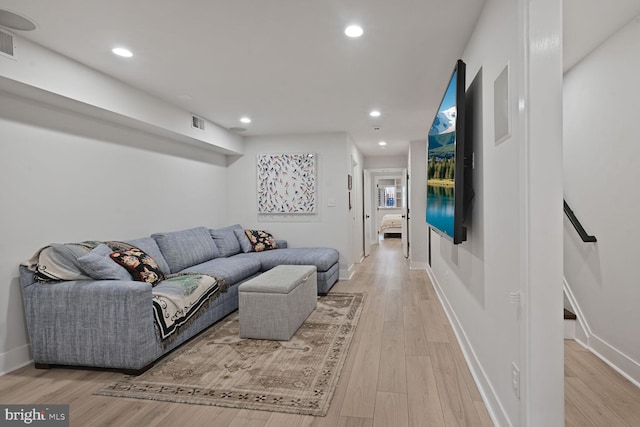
[{"left": 511, "top": 362, "right": 520, "bottom": 399}]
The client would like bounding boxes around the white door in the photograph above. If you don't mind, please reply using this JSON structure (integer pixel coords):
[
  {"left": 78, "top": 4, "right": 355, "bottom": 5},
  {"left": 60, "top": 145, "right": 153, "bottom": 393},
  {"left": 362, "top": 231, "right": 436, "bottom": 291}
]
[
  {"left": 401, "top": 168, "right": 408, "bottom": 258},
  {"left": 363, "top": 169, "right": 372, "bottom": 257}
]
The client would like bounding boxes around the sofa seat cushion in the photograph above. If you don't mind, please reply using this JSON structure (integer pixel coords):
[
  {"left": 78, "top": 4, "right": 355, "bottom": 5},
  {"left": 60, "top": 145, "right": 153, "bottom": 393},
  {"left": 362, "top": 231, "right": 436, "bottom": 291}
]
[
  {"left": 180, "top": 256, "right": 261, "bottom": 285},
  {"left": 235, "top": 248, "right": 339, "bottom": 272},
  {"left": 151, "top": 227, "right": 219, "bottom": 273}
]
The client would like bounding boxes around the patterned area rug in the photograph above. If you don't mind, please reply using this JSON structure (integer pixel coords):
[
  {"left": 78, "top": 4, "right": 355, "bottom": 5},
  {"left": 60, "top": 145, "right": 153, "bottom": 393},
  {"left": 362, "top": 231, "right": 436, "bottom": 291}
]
[{"left": 95, "top": 292, "right": 365, "bottom": 416}]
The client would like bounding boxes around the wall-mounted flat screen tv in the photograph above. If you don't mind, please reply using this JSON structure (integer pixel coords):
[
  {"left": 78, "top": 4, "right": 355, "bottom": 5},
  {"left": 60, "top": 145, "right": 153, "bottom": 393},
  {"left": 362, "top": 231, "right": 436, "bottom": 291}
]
[{"left": 426, "top": 59, "right": 469, "bottom": 244}]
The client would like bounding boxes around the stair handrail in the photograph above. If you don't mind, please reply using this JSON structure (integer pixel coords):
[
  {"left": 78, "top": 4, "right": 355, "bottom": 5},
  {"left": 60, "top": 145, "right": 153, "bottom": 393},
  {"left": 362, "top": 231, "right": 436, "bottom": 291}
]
[{"left": 564, "top": 199, "right": 597, "bottom": 243}]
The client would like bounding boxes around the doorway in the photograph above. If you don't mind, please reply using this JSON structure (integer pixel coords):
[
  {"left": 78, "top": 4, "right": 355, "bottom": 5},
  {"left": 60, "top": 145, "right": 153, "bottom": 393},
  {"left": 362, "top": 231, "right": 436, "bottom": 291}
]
[{"left": 363, "top": 168, "right": 408, "bottom": 258}]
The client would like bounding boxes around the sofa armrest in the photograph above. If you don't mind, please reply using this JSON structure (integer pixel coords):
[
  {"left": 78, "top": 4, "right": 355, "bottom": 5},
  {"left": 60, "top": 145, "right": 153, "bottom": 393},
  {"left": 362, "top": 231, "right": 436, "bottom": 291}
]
[
  {"left": 20, "top": 270, "right": 158, "bottom": 370},
  {"left": 275, "top": 240, "right": 288, "bottom": 249}
]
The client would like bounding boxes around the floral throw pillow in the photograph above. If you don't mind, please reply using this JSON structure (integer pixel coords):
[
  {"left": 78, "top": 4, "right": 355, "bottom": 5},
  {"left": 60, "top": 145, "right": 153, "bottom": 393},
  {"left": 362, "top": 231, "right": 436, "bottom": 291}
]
[
  {"left": 110, "top": 247, "right": 165, "bottom": 285},
  {"left": 244, "top": 230, "right": 278, "bottom": 252}
]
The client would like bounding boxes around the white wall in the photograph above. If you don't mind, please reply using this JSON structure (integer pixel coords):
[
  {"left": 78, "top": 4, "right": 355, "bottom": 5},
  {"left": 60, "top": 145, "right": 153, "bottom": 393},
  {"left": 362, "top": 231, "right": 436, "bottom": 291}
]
[
  {"left": 0, "top": 91, "right": 230, "bottom": 374},
  {"left": 428, "top": 0, "right": 564, "bottom": 425},
  {"left": 363, "top": 155, "right": 407, "bottom": 170},
  {"left": 430, "top": 1, "right": 520, "bottom": 421},
  {"left": 0, "top": 34, "right": 243, "bottom": 155},
  {"left": 408, "top": 140, "right": 428, "bottom": 269},
  {"left": 348, "top": 136, "right": 365, "bottom": 264},
  {"left": 0, "top": 32, "right": 244, "bottom": 374},
  {"left": 563, "top": 16, "right": 640, "bottom": 382},
  {"left": 226, "top": 133, "right": 356, "bottom": 278}
]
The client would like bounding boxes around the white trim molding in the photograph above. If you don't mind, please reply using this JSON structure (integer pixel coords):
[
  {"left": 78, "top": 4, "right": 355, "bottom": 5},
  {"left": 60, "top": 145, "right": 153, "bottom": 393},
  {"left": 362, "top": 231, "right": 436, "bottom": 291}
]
[
  {"left": 339, "top": 265, "right": 355, "bottom": 281},
  {"left": 586, "top": 335, "right": 640, "bottom": 389},
  {"left": 564, "top": 277, "right": 640, "bottom": 388},
  {"left": 409, "top": 261, "right": 428, "bottom": 270},
  {"left": 0, "top": 344, "right": 31, "bottom": 376},
  {"left": 426, "top": 266, "right": 512, "bottom": 427}
]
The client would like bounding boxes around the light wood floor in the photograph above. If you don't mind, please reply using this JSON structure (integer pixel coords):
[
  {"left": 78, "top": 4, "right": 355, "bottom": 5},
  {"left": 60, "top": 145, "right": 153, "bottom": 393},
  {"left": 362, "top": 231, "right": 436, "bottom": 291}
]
[
  {"left": 1, "top": 238, "right": 639, "bottom": 426},
  {"left": 565, "top": 340, "right": 640, "bottom": 427}
]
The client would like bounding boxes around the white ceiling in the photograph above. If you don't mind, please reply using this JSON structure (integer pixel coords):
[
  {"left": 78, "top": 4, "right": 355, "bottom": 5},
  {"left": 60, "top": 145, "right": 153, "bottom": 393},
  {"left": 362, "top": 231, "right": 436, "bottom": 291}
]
[
  {"left": 563, "top": 0, "right": 640, "bottom": 72},
  {"left": 1, "top": 1, "right": 639, "bottom": 157}
]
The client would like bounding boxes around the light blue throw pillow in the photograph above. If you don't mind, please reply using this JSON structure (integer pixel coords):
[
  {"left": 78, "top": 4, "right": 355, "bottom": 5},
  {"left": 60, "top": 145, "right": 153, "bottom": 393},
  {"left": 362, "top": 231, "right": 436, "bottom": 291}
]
[
  {"left": 77, "top": 244, "right": 131, "bottom": 281},
  {"left": 233, "top": 229, "right": 253, "bottom": 253},
  {"left": 210, "top": 229, "right": 242, "bottom": 257}
]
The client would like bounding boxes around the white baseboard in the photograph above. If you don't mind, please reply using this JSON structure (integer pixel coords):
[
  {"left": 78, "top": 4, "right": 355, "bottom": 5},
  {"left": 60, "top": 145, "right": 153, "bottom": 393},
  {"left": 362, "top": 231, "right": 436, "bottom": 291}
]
[
  {"left": 409, "top": 261, "right": 428, "bottom": 270},
  {"left": 339, "top": 265, "right": 355, "bottom": 280},
  {"left": 0, "top": 344, "right": 32, "bottom": 376},
  {"left": 585, "top": 334, "right": 640, "bottom": 388},
  {"left": 425, "top": 267, "right": 511, "bottom": 427},
  {"left": 564, "top": 276, "right": 640, "bottom": 387}
]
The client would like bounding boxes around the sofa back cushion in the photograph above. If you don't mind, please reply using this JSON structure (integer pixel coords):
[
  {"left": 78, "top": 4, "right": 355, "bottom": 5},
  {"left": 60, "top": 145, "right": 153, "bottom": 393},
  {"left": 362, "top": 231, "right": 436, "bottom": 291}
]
[
  {"left": 151, "top": 227, "right": 220, "bottom": 273},
  {"left": 209, "top": 228, "right": 241, "bottom": 257}
]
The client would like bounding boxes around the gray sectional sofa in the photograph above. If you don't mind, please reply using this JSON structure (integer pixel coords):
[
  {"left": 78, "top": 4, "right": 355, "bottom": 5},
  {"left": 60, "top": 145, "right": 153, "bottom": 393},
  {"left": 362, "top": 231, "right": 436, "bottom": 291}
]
[{"left": 19, "top": 224, "right": 339, "bottom": 373}]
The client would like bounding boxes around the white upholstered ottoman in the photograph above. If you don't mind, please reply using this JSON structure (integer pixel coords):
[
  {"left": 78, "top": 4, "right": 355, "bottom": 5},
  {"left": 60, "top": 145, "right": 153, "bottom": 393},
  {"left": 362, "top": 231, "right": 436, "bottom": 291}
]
[{"left": 238, "top": 265, "right": 317, "bottom": 341}]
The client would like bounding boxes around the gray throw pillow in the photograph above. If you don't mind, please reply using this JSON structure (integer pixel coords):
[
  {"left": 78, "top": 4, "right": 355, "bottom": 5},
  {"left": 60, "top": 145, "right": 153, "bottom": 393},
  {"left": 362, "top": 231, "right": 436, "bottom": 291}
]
[
  {"left": 151, "top": 227, "right": 220, "bottom": 273},
  {"left": 233, "top": 229, "right": 253, "bottom": 253},
  {"left": 210, "top": 229, "right": 241, "bottom": 257},
  {"left": 77, "top": 244, "right": 131, "bottom": 281}
]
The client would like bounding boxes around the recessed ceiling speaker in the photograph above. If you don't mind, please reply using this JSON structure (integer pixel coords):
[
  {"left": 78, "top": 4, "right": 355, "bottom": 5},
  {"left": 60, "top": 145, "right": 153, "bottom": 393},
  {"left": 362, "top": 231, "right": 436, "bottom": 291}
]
[{"left": 0, "top": 10, "right": 37, "bottom": 31}]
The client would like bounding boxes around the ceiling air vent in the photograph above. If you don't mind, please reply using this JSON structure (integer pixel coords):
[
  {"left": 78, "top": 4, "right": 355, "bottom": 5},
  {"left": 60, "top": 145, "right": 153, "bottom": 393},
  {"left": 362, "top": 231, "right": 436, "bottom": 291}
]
[
  {"left": 191, "top": 115, "right": 205, "bottom": 131},
  {"left": 0, "top": 28, "right": 15, "bottom": 58}
]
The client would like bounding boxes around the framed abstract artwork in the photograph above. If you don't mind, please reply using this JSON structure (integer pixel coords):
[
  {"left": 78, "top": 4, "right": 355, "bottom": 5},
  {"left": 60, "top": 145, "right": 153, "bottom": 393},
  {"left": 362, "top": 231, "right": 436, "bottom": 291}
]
[{"left": 257, "top": 153, "right": 317, "bottom": 214}]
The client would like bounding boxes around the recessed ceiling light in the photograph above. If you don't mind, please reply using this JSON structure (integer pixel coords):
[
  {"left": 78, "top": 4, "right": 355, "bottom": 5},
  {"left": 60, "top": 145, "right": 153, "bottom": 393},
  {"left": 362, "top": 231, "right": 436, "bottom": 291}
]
[
  {"left": 344, "top": 25, "right": 363, "bottom": 38},
  {"left": 240, "top": 117, "right": 251, "bottom": 124},
  {"left": 369, "top": 110, "right": 381, "bottom": 117},
  {"left": 378, "top": 141, "right": 387, "bottom": 146},
  {"left": 112, "top": 47, "right": 133, "bottom": 58}
]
